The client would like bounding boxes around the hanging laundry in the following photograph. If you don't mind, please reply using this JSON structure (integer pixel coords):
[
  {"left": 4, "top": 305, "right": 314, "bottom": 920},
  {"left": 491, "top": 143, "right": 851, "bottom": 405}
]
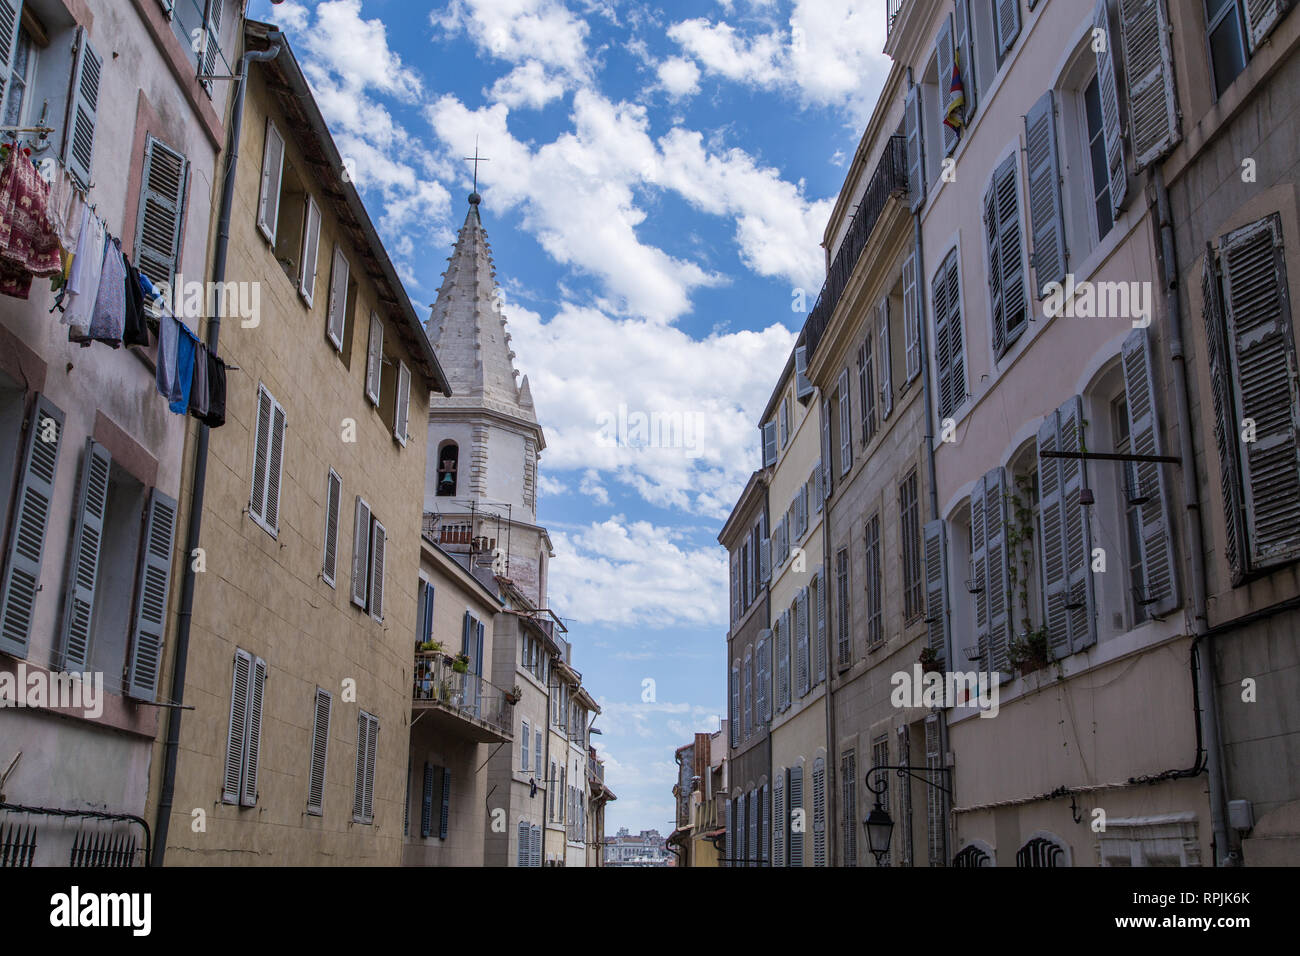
[
  {"left": 0, "top": 144, "right": 63, "bottom": 299},
  {"left": 122, "top": 259, "right": 149, "bottom": 347},
  {"left": 63, "top": 206, "right": 106, "bottom": 336},
  {"left": 188, "top": 341, "right": 210, "bottom": 420},
  {"left": 168, "top": 320, "right": 199, "bottom": 414},
  {"left": 156, "top": 310, "right": 179, "bottom": 400},
  {"left": 198, "top": 349, "right": 227, "bottom": 429},
  {"left": 87, "top": 236, "right": 128, "bottom": 346}
]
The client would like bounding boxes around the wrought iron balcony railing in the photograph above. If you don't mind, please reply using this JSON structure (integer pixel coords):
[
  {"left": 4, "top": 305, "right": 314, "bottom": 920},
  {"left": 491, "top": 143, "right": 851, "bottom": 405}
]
[
  {"left": 887, "top": 0, "right": 906, "bottom": 39},
  {"left": 804, "top": 135, "right": 908, "bottom": 362},
  {"left": 412, "top": 651, "right": 514, "bottom": 735}
]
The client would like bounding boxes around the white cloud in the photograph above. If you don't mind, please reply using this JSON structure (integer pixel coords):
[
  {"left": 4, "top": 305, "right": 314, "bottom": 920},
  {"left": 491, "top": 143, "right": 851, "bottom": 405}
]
[
  {"left": 433, "top": 0, "right": 593, "bottom": 91},
  {"left": 489, "top": 60, "right": 568, "bottom": 109},
  {"left": 578, "top": 469, "right": 611, "bottom": 505},
  {"left": 656, "top": 56, "right": 701, "bottom": 100},
  {"left": 537, "top": 473, "right": 568, "bottom": 497}
]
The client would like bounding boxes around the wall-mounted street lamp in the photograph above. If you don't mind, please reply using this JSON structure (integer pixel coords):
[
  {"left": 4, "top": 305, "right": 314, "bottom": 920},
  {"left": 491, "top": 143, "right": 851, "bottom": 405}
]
[{"left": 863, "top": 764, "right": 952, "bottom": 866}]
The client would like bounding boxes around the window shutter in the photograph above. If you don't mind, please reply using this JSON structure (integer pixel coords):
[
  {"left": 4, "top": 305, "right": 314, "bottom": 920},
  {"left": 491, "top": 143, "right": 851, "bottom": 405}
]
[
  {"left": 126, "top": 488, "right": 178, "bottom": 701},
  {"left": 420, "top": 762, "right": 435, "bottom": 837},
  {"left": 813, "top": 463, "right": 824, "bottom": 512},
  {"left": 240, "top": 656, "right": 266, "bottom": 807},
  {"left": 759, "top": 535, "right": 771, "bottom": 583},
  {"left": 522, "top": 719, "right": 530, "bottom": 770},
  {"left": 762, "top": 421, "right": 778, "bottom": 467},
  {"left": 796, "top": 587, "right": 810, "bottom": 696},
  {"left": 58, "top": 439, "right": 112, "bottom": 671},
  {"left": 954, "top": 0, "right": 977, "bottom": 120},
  {"left": 795, "top": 345, "right": 814, "bottom": 400},
  {"left": 743, "top": 648, "right": 752, "bottom": 735},
  {"left": 812, "top": 758, "right": 826, "bottom": 866},
  {"left": 1038, "top": 395, "right": 1097, "bottom": 657},
  {"left": 299, "top": 195, "right": 322, "bottom": 304},
  {"left": 987, "top": 154, "right": 1026, "bottom": 357},
  {"left": 837, "top": 369, "right": 852, "bottom": 476},
  {"left": 748, "top": 788, "right": 758, "bottom": 868},
  {"left": 935, "top": 14, "right": 958, "bottom": 156},
  {"left": 775, "top": 613, "right": 789, "bottom": 710},
  {"left": 933, "top": 251, "right": 965, "bottom": 420},
  {"left": 788, "top": 766, "right": 803, "bottom": 866},
  {"left": 1244, "top": 0, "right": 1289, "bottom": 51},
  {"left": 1092, "top": 0, "right": 1129, "bottom": 218},
  {"left": 440, "top": 768, "right": 452, "bottom": 840},
  {"left": 222, "top": 650, "right": 252, "bottom": 804},
  {"left": 756, "top": 629, "right": 770, "bottom": 721},
  {"left": 841, "top": 750, "right": 858, "bottom": 866},
  {"left": 265, "top": 400, "right": 286, "bottom": 533},
  {"left": 923, "top": 519, "right": 949, "bottom": 667},
  {"left": 972, "top": 468, "right": 1011, "bottom": 674},
  {"left": 984, "top": 176, "right": 1005, "bottom": 357},
  {"left": 326, "top": 245, "right": 349, "bottom": 350},
  {"left": 904, "top": 83, "right": 926, "bottom": 212},
  {"left": 822, "top": 398, "right": 834, "bottom": 498},
  {"left": 365, "top": 713, "right": 379, "bottom": 822},
  {"left": 351, "top": 497, "right": 371, "bottom": 608},
  {"left": 1122, "top": 327, "right": 1179, "bottom": 616},
  {"left": 249, "top": 386, "right": 272, "bottom": 527},
  {"left": 323, "top": 469, "right": 341, "bottom": 587},
  {"left": 1024, "top": 90, "right": 1067, "bottom": 298},
  {"left": 531, "top": 823, "right": 541, "bottom": 866},
  {"left": 0, "top": 395, "right": 64, "bottom": 658},
  {"left": 1200, "top": 247, "right": 1247, "bottom": 581},
  {"left": 365, "top": 313, "right": 384, "bottom": 406},
  {"left": 996, "top": 0, "right": 1022, "bottom": 56},
  {"left": 760, "top": 783, "right": 770, "bottom": 865},
  {"left": 0, "top": 0, "right": 21, "bottom": 109},
  {"left": 517, "top": 820, "right": 529, "bottom": 866},
  {"left": 773, "top": 772, "right": 786, "bottom": 866},
  {"left": 394, "top": 361, "right": 411, "bottom": 446},
  {"left": 814, "top": 569, "right": 827, "bottom": 683},
  {"left": 925, "top": 714, "right": 946, "bottom": 866},
  {"left": 1118, "top": 0, "right": 1180, "bottom": 169},
  {"left": 257, "top": 119, "right": 285, "bottom": 242},
  {"left": 534, "top": 731, "right": 542, "bottom": 778},
  {"left": 1219, "top": 215, "right": 1300, "bottom": 567},
  {"left": 134, "top": 136, "right": 189, "bottom": 288},
  {"left": 729, "top": 665, "right": 740, "bottom": 745},
  {"left": 971, "top": 472, "right": 990, "bottom": 670},
  {"left": 903, "top": 250, "right": 921, "bottom": 381},
  {"left": 199, "top": 0, "right": 222, "bottom": 85},
  {"left": 368, "top": 518, "right": 386, "bottom": 622},
  {"left": 879, "top": 299, "right": 893, "bottom": 419},
  {"left": 308, "top": 688, "right": 332, "bottom": 815},
  {"left": 63, "top": 29, "right": 101, "bottom": 190}
]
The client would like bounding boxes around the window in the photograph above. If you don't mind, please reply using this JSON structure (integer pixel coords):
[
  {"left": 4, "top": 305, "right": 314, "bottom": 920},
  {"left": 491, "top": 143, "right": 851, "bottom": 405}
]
[
  {"left": 436, "top": 441, "right": 459, "bottom": 497},
  {"left": 222, "top": 649, "right": 267, "bottom": 807},
  {"left": 249, "top": 384, "right": 286, "bottom": 537},
  {"left": 1205, "top": 0, "right": 1249, "bottom": 98},
  {"left": 1083, "top": 76, "right": 1114, "bottom": 240},
  {"left": 1201, "top": 213, "right": 1300, "bottom": 580},
  {"left": 779, "top": 396, "right": 790, "bottom": 448},
  {"left": 835, "top": 548, "right": 850, "bottom": 667},
  {"left": 873, "top": 736, "right": 891, "bottom": 865},
  {"left": 903, "top": 251, "right": 921, "bottom": 381},
  {"left": 299, "top": 195, "right": 322, "bottom": 305},
  {"left": 840, "top": 749, "right": 857, "bottom": 866},
  {"left": 857, "top": 334, "right": 877, "bottom": 446},
  {"left": 549, "top": 761, "right": 557, "bottom": 821},
  {"left": 756, "top": 629, "right": 770, "bottom": 722},
  {"left": 743, "top": 647, "right": 753, "bottom": 737},
  {"left": 761, "top": 419, "right": 777, "bottom": 467},
  {"left": 365, "top": 313, "right": 384, "bottom": 407},
  {"left": 325, "top": 244, "right": 355, "bottom": 355},
  {"left": 865, "top": 514, "right": 883, "bottom": 646},
  {"left": 535, "top": 730, "right": 542, "bottom": 779},
  {"left": 879, "top": 297, "right": 894, "bottom": 419},
  {"left": 931, "top": 249, "right": 966, "bottom": 421},
  {"left": 350, "top": 496, "right": 387, "bottom": 621},
  {"left": 837, "top": 368, "right": 852, "bottom": 476},
  {"left": 900, "top": 471, "right": 924, "bottom": 621},
  {"left": 990, "top": 0, "right": 1021, "bottom": 64},
  {"left": 970, "top": 467, "right": 1011, "bottom": 672},
  {"left": 353, "top": 710, "right": 379, "bottom": 824},
  {"left": 134, "top": 135, "right": 190, "bottom": 288},
  {"left": 322, "top": 469, "right": 342, "bottom": 588},
  {"left": 812, "top": 568, "right": 826, "bottom": 685},
  {"left": 393, "top": 361, "right": 411, "bottom": 446},
  {"left": 1, "top": 18, "right": 34, "bottom": 128},
  {"left": 307, "top": 688, "right": 332, "bottom": 816}
]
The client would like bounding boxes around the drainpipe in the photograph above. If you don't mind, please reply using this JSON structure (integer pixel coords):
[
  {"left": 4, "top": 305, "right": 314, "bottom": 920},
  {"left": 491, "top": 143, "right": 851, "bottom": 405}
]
[
  {"left": 151, "top": 30, "right": 284, "bottom": 866},
  {"left": 1150, "top": 166, "right": 1233, "bottom": 865},
  {"left": 819, "top": 392, "right": 837, "bottom": 865}
]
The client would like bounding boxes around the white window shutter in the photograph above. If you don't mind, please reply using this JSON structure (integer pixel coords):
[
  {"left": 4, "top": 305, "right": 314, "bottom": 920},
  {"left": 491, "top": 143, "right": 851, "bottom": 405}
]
[
  {"left": 366, "top": 313, "right": 384, "bottom": 406},
  {"left": 985, "top": 175, "right": 1005, "bottom": 357},
  {"left": 351, "top": 497, "right": 371, "bottom": 608},
  {"left": 368, "top": 518, "right": 387, "bottom": 622},
  {"left": 903, "top": 250, "right": 921, "bottom": 380},
  {"left": 1122, "top": 327, "right": 1179, "bottom": 616},
  {"left": 904, "top": 84, "right": 926, "bottom": 212},
  {"left": 837, "top": 369, "right": 852, "bottom": 476},
  {"left": 1219, "top": 215, "right": 1300, "bottom": 568},
  {"left": 935, "top": 14, "right": 958, "bottom": 156},
  {"left": 134, "top": 136, "right": 189, "bottom": 288},
  {"left": 522, "top": 719, "right": 530, "bottom": 770},
  {"left": 395, "top": 361, "right": 411, "bottom": 446},
  {"left": 63, "top": 29, "right": 101, "bottom": 190},
  {"left": 756, "top": 629, "right": 770, "bottom": 722},
  {"left": 971, "top": 473, "right": 990, "bottom": 670},
  {"left": 748, "top": 788, "right": 758, "bottom": 868},
  {"left": 1024, "top": 90, "right": 1067, "bottom": 298},
  {"left": 996, "top": 0, "right": 1022, "bottom": 56},
  {"left": 365, "top": 713, "right": 379, "bottom": 822},
  {"left": 240, "top": 655, "right": 267, "bottom": 807},
  {"left": 58, "top": 439, "right": 112, "bottom": 671},
  {"left": 984, "top": 467, "right": 1011, "bottom": 675},
  {"left": 932, "top": 251, "right": 964, "bottom": 420},
  {"left": 788, "top": 766, "right": 803, "bottom": 866},
  {"left": 326, "top": 245, "right": 349, "bottom": 350},
  {"left": 308, "top": 688, "right": 332, "bottom": 815},
  {"left": 323, "top": 469, "right": 342, "bottom": 587},
  {"left": 923, "top": 519, "right": 949, "bottom": 667},
  {"left": 1118, "top": 0, "right": 1180, "bottom": 169},
  {"left": 954, "top": 0, "right": 977, "bottom": 120},
  {"left": 986, "top": 155, "right": 1026, "bottom": 357},
  {"left": 265, "top": 400, "right": 286, "bottom": 533},
  {"left": 1093, "top": 0, "right": 1129, "bottom": 218},
  {"left": 222, "top": 650, "right": 252, "bottom": 804},
  {"left": 841, "top": 750, "right": 858, "bottom": 866},
  {"left": 773, "top": 773, "right": 785, "bottom": 866},
  {"left": 126, "top": 488, "right": 178, "bottom": 701},
  {"left": 299, "top": 195, "right": 322, "bottom": 304},
  {"left": 1038, "top": 396, "right": 1097, "bottom": 657},
  {"left": 821, "top": 398, "right": 834, "bottom": 498},
  {"left": 0, "top": 396, "right": 65, "bottom": 658},
  {"left": 815, "top": 569, "right": 827, "bottom": 683},
  {"left": 249, "top": 385, "right": 272, "bottom": 527},
  {"left": 879, "top": 298, "right": 893, "bottom": 419},
  {"left": 762, "top": 421, "right": 778, "bottom": 467},
  {"left": 257, "top": 118, "right": 285, "bottom": 242},
  {"left": 1244, "top": 0, "right": 1288, "bottom": 51},
  {"left": 794, "top": 345, "right": 813, "bottom": 400}
]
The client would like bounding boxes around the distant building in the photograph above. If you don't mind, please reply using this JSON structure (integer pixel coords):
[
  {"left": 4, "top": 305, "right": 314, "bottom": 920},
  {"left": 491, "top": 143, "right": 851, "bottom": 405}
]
[{"left": 604, "top": 826, "right": 671, "bottom": 866}]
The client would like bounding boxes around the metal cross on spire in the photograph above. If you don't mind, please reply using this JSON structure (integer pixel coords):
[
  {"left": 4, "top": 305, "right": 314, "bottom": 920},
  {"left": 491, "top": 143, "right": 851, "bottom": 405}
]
[{"left": 464, "top": 138, "right": 490, "bottom": 193}]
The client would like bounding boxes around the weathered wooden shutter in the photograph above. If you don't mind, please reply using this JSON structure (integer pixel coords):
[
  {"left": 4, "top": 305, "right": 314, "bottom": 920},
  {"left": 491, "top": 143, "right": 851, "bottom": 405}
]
[
  {"left": 368, "top": 518, "right": 386, "bottom": 622},
  {"left": 903, "top": 250, "right": 921, "bottom": 380},
  {"left": 1244, "top": 0, "right": 1289, "bottom": 51},
  {"left": 351, "top": 497, "right": 371, "bottom": 608},
  {"left": 841, "top": 750, "right": 858, "bottom": 866},
  {"left": 954, "top": 0, "right": 977, "bottom": 121},
  {"left": 837, "top": 369, "right": 852, "bottom": 476},
  {"left": 323, "top": 469, "right": 341, "bottom": 587},
  {"left": 249, "top": 386, "right": 271, "bottom": 527},
  {"left": 134, "top": 136, "right": 189, "bottom": 287},
  {"left": 812, "top": 757, "right": 826, "bottom": 867},
  {"left": 0, "top": 0, "right": 21, "bottom": 109},
  {"left": 365, "top": 313, "right": 384, "bottom": 406},
  {"left": 1118, "top": 0, "right": 1180, "bottom": 169},
  {"left": 199, "top": 0, "right": 222, "bottom": 84},
  {"left": 364, "top": 713, "right": 379, "bottom": 822},
  {"left": 936, "top": 14, "right": 958, "bottom": 156},
  {"left": 58, "top": 440, "right": 112, "bottom": 671},
  {"left": 1024, "top": 91, "right": 1067, "bottom": 299},
  {"left": 440, "top": 768, "right": 452, "bottom": 840},
  {"left": 1122, "top": 327, "right": 1179, "bottom": 616},
  {"left": 796, "top": 587, "right": 810, "bottom": 696},
  {"left": 814, "top": 569, "right": 827, "bottom": 684},
  {"left": 971, "top": 468, "right": 1011, "bottom": 675},
  {"left": 1219, "top": 215, "right": 1300, "bottom": 567},
  {"left": 299, "top": 195, "right": 322, "bottom": 304},
  {"left": 0, "top": 395, "right": 64, "bottom": 657},
  {"left": 812, "top": 462, "right": 824, "bottom": 512},
  {"left": 63, "top": 29, "right": 101, "bottom": 190},
  {"left": 905, "top": 84, "right": 926, "bottom": 212},
  {"left": 923, "top": 519, "right": 948, "bottom": 667},
  {"left": 1038, "top": 395, "right": 1097, "bottom": 656},
  {"left": 126, "top": 489, "right": 177, "bottom": 701},
  {"left": 879, "top": 298, "right": 894, "bottom": 419},
  {"left": 743, "top": 647, "right": 752, "bottom": 735},
  {"left": 394, "top": 361, "right": 411, "bottom": 446},
  {"left": 760, "top": 783, "right": 770, "bottom": 865},
  {"left": 240, "top": 655, "right": 266, "bottom": 807},
  {"left": 996, "top": 0, "right": 1022, "bottom": 56},
  {"left": 759, "top": 533, "right": 771, "bottom": 583},
  {"left": 420, "top": 762, "right": 435, "bottom": 837},
  {"left": 776, "top": 613, "right": 789, "bottom": 710},
  {"left": 257, "top": 119, "right": 285, "bottom": 241},
  {"left": 971, "top": 471, "right": 989, "bottom": 670},
  {"left": 822, "top": 398, "right": 834, "bottom": 498},
  {"left": 1093, "top": 0, "right": 1129, "bottom": 217},
  {"left": 795, "top": 345, "right": 813, "bottom": 400},
  {"left": 326, "top": 245, "right": 349, "bottom": 350},
  {"left": 1200, "top": 247, "right": 1247, "bottom": 581},
  {"left": 308, "top": 688, "right": 332, "bottom": 815},
  {"left": 989, "top": 154, "right": 1026, "bottom": 356},
  {"left": 762, "top": 421, "right": 778, "bottom": 467},
  {"left": 788, "top": 766, "right": 803, "bottom": 866},
  {"left": 773, "top": 772, "right": 786, "bottom": 866},
  {"left": 756, "top": 629, "right": 770, "bottom": 721},
  {"left": 984, "top": 176, "right": 1005, "bottom": 357},
  {"left": 925, "top": 714, "right": 946, "bottom": 866},
  {"left": 265, "top": 399, "right": 286, "bottom": 533},
  {"left": 222, "top": 650, "right": 252, "bottom": 804},
  {"left": 933, "top": 250, "right": 964, "bottom": 420}
]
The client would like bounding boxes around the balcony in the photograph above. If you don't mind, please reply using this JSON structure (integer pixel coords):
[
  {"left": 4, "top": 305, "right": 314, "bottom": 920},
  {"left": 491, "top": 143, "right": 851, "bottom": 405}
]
[
  {"left": 887, "top": 0, "right": 906, "bottom": 40},
  {"left": 804, "top": 135, "right": 909, "bottom": 362},
  {"left": 412, "top": 652, "right": 515, "bottom": 743}
]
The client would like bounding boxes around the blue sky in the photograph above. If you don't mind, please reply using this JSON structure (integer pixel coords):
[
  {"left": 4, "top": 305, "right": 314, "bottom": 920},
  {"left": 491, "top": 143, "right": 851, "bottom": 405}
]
[{"left": 249, "top": 0, "right": 890, "bottom": 835}]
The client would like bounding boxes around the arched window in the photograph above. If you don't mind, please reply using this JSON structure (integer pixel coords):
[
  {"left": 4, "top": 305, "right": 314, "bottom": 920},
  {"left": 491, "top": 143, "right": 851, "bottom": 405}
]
[
  {"left": 1017, "top": 834, "right": 1068, "bottom": 867},
  {"left": 436, "top": 442, "right": 458, "bottom": 497}
]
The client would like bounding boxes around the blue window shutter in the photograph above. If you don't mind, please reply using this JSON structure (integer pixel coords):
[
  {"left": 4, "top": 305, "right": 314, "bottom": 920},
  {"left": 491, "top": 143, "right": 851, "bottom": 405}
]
[
  {"left": 1024, "top": 90, "right": 1067, "bottom": 297},
  {"left": 0, "top": 0, "right": 22, "bottom": 108},
  {"left": 63, "top": 29, "right": 101, "bottom": 190},
  {"left": 126, "top": 488, "right": 178, "bottom": 701},
  {"left": 440, "top": 768, "right": 452, "bottom": 840},
  {"left": 0, "top": 395, "right": 64, "bottom": 658},
  {"left": 134, "top": 135, "right": 189, "bottom": 288},
  {"left": 58, "top": 439, "right": 112, "bottom": 671},
  {"left": 421, "top": 762, "right": 435, "bottom": 837},
  {"left": 904, "top": 84, "right": 926, "bottom": 212},
  {"left": 1092, "top": 0, "right": 1129, "bottom": 217},
  {"left": 923, "top": 519, "right": 949, "bottom": 667}
]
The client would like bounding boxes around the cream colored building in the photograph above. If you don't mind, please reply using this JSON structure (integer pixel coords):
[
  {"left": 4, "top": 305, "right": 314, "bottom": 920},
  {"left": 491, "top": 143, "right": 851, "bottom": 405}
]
[{"left": 145, "top": 19, "right": 450, "bottom": 864}]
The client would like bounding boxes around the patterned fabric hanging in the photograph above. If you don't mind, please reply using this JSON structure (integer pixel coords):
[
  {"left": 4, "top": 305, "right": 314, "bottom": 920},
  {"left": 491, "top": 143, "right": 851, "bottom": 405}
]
[{"left": 0, "top": 145, "right": 63, "bottom": 299}]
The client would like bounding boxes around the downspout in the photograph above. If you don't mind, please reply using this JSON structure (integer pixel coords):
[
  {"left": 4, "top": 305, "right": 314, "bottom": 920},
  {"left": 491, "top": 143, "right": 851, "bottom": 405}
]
[
  {"left": 1150, "top": 165, "right": 1234, "bottom": 865},
  {"left": 152, "top": 30, "right": 284, "bottom": 866},
  {"left": 819, "top": 386, "right": 837, "bottom": 865}
]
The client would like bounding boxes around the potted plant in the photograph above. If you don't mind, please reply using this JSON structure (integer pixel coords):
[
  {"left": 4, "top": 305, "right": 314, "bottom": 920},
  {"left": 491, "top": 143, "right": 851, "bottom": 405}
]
[
  {"left": 452, "top": 653, "right": 470, "bottom": 674},
  {"left": 504, "top": 685, "right": 522, "bottom": 705},
  {"left": 919, "top": 645, "right": 943, "bottom": 675},
  {"left": 1007, "top": 627, "right": 1050, "bottom": 674}
]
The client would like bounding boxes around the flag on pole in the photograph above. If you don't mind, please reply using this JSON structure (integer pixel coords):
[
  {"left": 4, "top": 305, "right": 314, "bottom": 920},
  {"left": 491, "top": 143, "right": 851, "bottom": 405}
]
[{"left": 944, "top": 56, "right": 966, "bottom": 137}]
